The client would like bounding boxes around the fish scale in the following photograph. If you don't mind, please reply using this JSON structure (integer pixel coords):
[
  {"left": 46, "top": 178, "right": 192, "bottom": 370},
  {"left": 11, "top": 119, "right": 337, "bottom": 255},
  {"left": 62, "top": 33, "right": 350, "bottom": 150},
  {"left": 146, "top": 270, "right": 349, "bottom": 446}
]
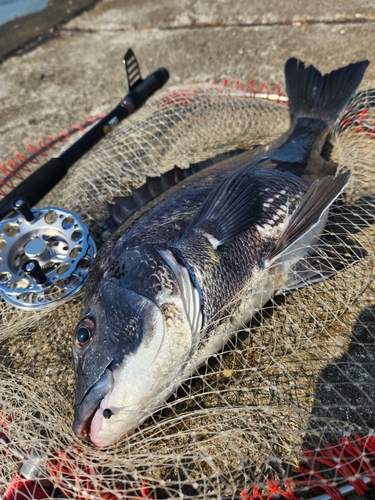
[
  {"left": 72, "top": 57, "right": 369, "bottom": 448},
  {"left": 170, "top": 170, "right": 305, "bottom": 325}
]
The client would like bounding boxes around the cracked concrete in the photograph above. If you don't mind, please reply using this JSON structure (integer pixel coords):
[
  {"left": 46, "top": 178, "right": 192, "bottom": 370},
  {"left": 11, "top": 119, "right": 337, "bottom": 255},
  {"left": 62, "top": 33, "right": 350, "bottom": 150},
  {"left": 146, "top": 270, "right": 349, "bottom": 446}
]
[
  {"left": 67, "top": 0, "right": 375, "bottom": 30},
  {"left": 0, "top": 1, "right": 374, "bottom": 162}
]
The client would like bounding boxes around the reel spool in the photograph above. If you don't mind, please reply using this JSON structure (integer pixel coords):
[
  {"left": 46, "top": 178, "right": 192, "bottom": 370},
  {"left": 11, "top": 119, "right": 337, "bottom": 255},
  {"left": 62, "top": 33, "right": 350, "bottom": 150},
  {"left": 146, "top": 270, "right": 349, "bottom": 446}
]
[
  {"left": 0, "top": 198, "right": 96, "bottom": 309},
  {"left": 0, "top": 49, "right": 167, "bottom": 312}
]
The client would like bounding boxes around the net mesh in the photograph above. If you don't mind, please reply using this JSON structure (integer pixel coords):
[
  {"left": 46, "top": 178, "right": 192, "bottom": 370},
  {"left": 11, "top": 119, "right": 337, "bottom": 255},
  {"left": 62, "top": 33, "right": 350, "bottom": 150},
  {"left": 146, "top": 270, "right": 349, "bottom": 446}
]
[{"left": 1, "top": 82, "right": 375, "bottom": 499}]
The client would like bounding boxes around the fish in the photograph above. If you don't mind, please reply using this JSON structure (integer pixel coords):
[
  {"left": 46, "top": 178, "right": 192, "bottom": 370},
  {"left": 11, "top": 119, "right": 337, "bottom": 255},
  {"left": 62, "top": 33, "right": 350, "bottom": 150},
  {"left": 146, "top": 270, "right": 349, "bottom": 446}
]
[{"left": 72, "top": 57, "right": 369, "bottom": 447}]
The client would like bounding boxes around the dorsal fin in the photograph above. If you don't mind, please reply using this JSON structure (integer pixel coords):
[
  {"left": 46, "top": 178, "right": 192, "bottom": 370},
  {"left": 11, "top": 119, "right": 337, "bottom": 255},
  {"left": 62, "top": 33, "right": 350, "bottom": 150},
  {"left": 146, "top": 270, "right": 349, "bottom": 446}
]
[{"left": 98, "top": 148, "right": 248, "bottom": 237}]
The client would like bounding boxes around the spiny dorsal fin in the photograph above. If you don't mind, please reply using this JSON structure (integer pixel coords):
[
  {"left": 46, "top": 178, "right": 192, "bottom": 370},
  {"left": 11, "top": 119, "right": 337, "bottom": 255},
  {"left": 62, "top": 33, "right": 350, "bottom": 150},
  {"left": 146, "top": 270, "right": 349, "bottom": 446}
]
[{"left": 99, "top": 148, "right": 248, "bottom": 237}]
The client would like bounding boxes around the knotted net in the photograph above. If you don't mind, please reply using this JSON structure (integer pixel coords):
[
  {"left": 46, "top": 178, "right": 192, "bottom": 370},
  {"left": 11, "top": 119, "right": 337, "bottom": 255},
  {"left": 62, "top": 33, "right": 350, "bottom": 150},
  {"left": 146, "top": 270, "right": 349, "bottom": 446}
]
[{"left": 1, "top": 81, "right": 375, "bottom": 499}]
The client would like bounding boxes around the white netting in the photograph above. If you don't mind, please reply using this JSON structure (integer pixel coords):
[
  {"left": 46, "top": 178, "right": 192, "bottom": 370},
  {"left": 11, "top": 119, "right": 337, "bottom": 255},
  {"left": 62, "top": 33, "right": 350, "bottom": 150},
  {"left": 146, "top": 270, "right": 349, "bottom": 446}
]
[{"left": 1, "top": 82, "right": 375, "bottom": 499}]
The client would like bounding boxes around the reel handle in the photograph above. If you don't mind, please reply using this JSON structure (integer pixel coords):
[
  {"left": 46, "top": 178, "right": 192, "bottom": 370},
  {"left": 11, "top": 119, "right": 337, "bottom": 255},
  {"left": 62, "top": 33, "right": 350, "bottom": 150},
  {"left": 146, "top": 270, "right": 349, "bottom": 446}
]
[{"left": 23, "top": 259, "right": 48, "bottom": 285}]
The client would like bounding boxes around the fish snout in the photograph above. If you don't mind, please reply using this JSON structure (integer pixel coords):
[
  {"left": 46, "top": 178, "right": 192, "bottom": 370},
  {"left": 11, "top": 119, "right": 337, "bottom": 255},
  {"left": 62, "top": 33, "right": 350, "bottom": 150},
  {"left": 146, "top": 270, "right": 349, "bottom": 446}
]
[{"left": 73, "top": 367, "right": 114, "bottom": 440}]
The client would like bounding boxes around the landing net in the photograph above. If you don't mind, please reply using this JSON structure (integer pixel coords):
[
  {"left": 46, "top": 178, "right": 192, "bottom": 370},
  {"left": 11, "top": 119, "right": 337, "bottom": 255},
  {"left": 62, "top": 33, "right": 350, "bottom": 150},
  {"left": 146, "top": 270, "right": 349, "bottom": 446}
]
[{"left": 1, "top": 81, "right": 375, "bottom": 499}]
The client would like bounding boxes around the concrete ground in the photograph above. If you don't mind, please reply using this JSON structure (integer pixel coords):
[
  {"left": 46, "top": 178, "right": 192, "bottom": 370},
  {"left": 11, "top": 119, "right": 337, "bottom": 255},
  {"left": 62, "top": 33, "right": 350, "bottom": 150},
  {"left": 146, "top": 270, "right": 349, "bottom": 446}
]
[
  {"left": 1, "top": 0, "right": 375, "bottom": 159},
  {"left": 1, "top": 0, "right": 375, "bottom": 498}
]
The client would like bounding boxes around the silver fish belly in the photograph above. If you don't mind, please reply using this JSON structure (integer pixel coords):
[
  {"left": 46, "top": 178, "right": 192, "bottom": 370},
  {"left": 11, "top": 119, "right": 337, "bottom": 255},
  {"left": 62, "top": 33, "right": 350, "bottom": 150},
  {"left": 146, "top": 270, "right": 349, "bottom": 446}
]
[{"left": 72, "top": 57, "right": 369, "bottom": 447}]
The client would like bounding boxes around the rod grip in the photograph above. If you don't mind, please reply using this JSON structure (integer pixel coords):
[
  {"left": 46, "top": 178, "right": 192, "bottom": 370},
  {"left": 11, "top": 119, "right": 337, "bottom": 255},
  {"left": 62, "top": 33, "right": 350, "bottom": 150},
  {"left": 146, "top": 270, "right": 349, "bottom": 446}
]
[
  {"left": 0, "top": 158, "right": 67, "bottom": 219},
  {"left": 0, "top": 68, "right": 170, "bottom": 221}
]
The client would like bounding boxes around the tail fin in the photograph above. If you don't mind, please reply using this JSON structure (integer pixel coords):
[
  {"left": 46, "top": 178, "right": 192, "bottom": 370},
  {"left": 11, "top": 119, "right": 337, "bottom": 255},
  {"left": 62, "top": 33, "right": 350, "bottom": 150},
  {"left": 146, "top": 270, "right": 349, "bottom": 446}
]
[{"left": 285, "top": 58, "right": 369, "bottom": 124}]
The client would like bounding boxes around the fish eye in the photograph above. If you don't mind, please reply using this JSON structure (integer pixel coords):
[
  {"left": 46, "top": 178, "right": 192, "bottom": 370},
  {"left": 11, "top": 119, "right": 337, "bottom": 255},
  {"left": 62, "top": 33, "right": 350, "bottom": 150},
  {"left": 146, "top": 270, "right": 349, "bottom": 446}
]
[{"left": 74, "top": 317, "right": 94, "bottom": 348}]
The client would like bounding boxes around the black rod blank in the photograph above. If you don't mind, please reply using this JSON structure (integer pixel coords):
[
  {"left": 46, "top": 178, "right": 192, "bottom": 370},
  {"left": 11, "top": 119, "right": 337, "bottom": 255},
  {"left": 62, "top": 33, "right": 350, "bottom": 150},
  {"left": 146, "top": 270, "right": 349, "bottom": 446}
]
[{"left": 0, "top": 57, "right": 169, "bottom": 221}]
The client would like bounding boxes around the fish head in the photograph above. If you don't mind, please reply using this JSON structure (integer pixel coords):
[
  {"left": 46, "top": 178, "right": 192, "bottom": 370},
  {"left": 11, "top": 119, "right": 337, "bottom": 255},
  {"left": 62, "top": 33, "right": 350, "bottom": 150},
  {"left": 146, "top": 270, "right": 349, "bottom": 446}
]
[{"left": 72, "top": 244, "right": 201, "bottom": 447}]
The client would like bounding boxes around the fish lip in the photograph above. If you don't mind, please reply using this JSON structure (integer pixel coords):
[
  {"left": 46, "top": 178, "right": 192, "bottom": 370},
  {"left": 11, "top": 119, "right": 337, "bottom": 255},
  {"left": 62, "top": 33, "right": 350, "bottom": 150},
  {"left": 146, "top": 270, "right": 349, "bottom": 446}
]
[{"left": 73, "top": 365, "right": 113, "bottom": 440}]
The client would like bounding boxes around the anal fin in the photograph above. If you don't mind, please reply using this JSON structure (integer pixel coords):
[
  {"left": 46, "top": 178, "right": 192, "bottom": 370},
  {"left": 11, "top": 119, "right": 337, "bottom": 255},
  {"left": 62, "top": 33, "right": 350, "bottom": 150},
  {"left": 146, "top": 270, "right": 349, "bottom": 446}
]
[
  {"left": 276, "top": 237, "right": 366, "bottom": 294},
  {"left": 268, "top": 171, "right": 351, "bottom": 262}
]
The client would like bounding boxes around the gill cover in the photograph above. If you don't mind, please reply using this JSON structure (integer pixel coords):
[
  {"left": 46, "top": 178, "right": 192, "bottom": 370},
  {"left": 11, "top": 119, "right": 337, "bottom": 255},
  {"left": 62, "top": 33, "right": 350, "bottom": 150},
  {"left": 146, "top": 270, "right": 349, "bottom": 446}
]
[{"left": 72, "top": 282, "right": 165, "bottom": 439}]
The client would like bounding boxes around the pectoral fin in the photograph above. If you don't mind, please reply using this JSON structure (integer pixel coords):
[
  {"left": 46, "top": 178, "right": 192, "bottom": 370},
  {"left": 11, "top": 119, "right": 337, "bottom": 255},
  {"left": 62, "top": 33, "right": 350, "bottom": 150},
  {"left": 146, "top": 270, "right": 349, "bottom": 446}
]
[
  {"left": 182, "top": 165, "right": 350, "bottom": 257},
  {"left": 181, "top": 165, "right": 265, "bottom": 247}
]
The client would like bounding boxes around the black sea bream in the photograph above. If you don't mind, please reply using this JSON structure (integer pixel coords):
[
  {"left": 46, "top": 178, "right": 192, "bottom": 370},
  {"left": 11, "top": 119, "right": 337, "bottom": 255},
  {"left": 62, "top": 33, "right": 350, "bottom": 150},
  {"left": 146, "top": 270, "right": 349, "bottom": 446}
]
[{"left": 72, "top": 58, "right": 369, "bottom": 447}]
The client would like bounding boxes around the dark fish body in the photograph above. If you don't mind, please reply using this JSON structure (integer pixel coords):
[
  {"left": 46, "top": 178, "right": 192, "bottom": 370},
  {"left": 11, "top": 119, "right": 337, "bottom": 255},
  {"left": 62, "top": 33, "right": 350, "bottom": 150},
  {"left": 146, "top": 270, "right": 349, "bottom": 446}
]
[{"left": 72, "top": 58, "right": 369, "bottom": 447}]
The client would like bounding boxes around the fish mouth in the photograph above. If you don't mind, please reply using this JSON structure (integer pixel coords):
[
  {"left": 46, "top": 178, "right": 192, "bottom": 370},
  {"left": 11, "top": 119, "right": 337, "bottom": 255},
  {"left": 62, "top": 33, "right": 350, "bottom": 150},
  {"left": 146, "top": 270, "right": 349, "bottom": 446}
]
[{"left": 73, "top": 366, "right": 114, "bottom": 440}]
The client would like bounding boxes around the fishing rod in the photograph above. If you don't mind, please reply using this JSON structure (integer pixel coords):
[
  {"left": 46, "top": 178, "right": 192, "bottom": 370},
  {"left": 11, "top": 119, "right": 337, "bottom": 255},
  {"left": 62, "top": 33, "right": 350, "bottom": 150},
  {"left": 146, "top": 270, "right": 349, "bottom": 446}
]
[
  {"left": 0, "top": 48, "right": 169, "bottom": 220},
  {"left": 0, "top": 49, "right": 169, "bottom": 309}
]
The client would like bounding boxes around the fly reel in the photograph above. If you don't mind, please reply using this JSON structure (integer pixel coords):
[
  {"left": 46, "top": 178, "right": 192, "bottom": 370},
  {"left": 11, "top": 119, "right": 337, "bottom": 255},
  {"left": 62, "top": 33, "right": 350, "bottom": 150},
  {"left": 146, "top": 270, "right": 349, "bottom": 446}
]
[
  {"left": 0, "top": 198, "right": 96, "bottom": 309},
  {"left": 0, "top": 50, "right": 168, "bottom": 311}
]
